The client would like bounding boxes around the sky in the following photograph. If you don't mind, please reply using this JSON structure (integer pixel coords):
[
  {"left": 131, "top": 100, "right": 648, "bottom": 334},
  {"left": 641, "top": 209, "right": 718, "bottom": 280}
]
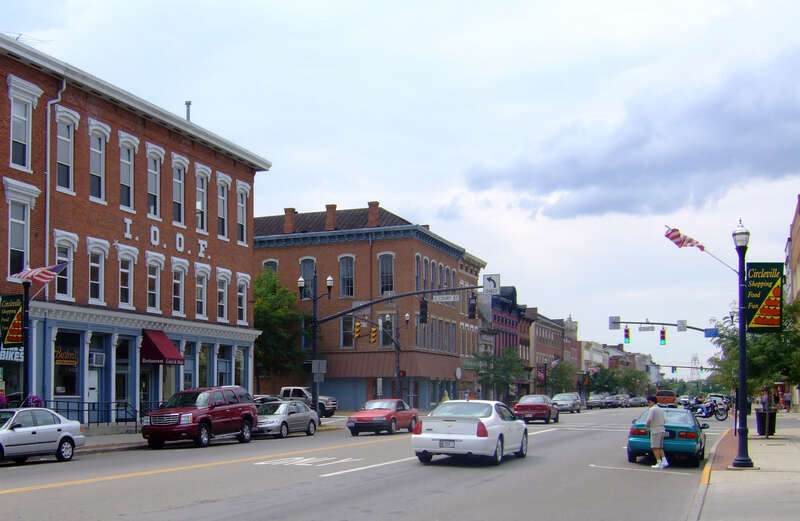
[{"left": 5, "top": 1, "right": 799, "bottom": 381}]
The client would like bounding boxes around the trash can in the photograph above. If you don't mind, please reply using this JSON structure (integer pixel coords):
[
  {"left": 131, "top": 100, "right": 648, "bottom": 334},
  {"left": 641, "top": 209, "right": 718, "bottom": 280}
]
[{"left": 755, "top": 408, "right": 777, "bottom": 436}]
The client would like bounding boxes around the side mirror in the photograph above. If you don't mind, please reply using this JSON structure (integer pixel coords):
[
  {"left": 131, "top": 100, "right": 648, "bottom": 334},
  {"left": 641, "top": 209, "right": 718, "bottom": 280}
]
[{"left": 158, "top": 402, "right": 166, "bottom": 409}]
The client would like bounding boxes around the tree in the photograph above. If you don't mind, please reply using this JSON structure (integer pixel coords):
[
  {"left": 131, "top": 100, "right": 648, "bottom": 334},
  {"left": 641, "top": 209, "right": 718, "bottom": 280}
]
[
  {"left": 586, "top": 367, "right": 618, "bottom": 394},
  {"left": 252, "top": 269, "right": 310, "bottom": 378},
  {"left": 617, "top": 368, "right": 649, "bottom": 395},
  {"left": 708, "top": 300, "right": 800, "bottom": 395},
  {"left": 471, "top": 346, "right": 526, "bottom": 402},
  {"left": 545, "top": 360, "right": 578, "bottom": 394}
]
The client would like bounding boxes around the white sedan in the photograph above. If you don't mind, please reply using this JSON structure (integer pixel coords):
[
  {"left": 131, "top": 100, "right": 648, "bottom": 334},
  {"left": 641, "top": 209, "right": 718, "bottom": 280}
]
[
  {"left": 0, "top": 407, "right": 86, "bottom": 464},
  {"left": 411, "top": 400, "right": 527, "bottom": 465}
]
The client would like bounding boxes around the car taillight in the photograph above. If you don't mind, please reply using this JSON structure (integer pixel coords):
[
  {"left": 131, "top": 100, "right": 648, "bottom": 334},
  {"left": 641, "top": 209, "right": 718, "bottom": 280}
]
[
  {"left": 412, "top": 419, "right": 423, "bottom": 435},
  {"left": 476, "top": 422, "right": 488, "bottom": 437},
  {"left": 630, "top": 427, "right": 647, "bottom": 436},
  {"left": 678, "top": 431, "right": 697, "bottom": 439},
  {"left": 513, "top": 404, "right": 519, "bottom": 411}
]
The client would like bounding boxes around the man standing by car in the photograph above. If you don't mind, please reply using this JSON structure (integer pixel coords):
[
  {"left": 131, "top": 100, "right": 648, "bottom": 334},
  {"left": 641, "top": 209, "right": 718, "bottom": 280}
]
[{"left": 646, "top": 396, "right": 668, "bottom": 469}]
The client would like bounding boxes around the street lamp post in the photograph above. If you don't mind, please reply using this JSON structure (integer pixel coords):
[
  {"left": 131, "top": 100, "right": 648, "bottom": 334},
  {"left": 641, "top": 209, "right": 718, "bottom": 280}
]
[
  {"left": 732, "top": 220, "right": 754, "bottom": 468},
  {"left": 297, "top": 271, "right": 333, "bottom": 418}
]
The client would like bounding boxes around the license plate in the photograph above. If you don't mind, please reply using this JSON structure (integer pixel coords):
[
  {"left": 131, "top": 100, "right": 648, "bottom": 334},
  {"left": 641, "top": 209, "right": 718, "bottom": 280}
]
[{"left": 439, "top": 440, "right": 455, "bottom": 448}]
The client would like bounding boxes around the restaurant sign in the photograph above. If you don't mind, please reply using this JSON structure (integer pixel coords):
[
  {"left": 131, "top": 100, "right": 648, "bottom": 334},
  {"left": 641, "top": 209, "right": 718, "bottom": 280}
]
[
  {"left": 745, "top": 262, "right": 783, "bottom": 333},
  {"left": 0, "top": 294, "right": 24, "bottom": 349}
]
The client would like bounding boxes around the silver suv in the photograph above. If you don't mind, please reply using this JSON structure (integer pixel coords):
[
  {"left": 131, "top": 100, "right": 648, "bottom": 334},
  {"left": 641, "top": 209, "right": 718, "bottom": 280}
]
[{"left": 552, "top": 392, "right": 582, "bottom": 413}]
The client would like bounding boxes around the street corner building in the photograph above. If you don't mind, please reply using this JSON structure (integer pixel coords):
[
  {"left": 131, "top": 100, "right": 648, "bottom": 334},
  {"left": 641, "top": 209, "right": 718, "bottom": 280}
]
[
  {"left": 0, "top": 35, "right": 271, "bottom": 422},
  {"left": 253, "top": 202, "right": 486, "bottom": 410}
]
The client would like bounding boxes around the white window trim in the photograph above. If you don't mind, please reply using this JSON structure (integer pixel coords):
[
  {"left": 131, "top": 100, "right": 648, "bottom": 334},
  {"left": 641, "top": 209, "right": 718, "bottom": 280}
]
[
  {"left": 115, "top": 243, "right": 139, "bottom": 310},
  {"left": 146, "top": 143, "right": 164, "bottom": 220},
  {"left": 86, "top": 237, "right": 110, "bottom": 306},
  {"left": 145, "top": 250, "right": 165, "bottom": 314},
  {"left": 87, "top": 118, "right": 111, "bottom": 204},
  {"left": 236, "top": 185, "right": 248, "bottom": 247},
  {"left": 377, "top": 251, "right": 396, "bottom": 296},
  {"left": 262, "top": 258, "right": 279, "bottom": 271},
  {"left": 7, "top": 74, "right": 43, "bottom": 173},
  {"left": 54, "top": 105, "right": 80, "bottom": 194},
  {"left": 171, "top": 256, "right": 189, "bottom": 318},
  {"left": 118, "top": 131, "right": 139, "bottom": 213},
  {"left": 53, "top": 229, "right": 79, "bottom": 302},
  {"left": 216, "top": 267, "right": 232, "bottom": 324},
  {"left": 4, "top": 178, "right": 39, "bottom": 281},
  {"left": 216, "top": 172, "right": 230, "bottom": 240},
  {"left": 195, "top": 163, "right": 211, "bottom": 234},
  {"left": 171, "top": 153, "right": 189, "bottom": 227},
  {"left": 195, "top": 262, "right": 211, "bottom": 320},
  {"left": 236, "top": 272, "right": 250, "bottom": 326}
]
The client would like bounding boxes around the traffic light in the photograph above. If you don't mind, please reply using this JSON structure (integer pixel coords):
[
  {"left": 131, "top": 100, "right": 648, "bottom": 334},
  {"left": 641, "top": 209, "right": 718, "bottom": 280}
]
[
  {"left": 419, "top": 298, "right": 428, "bottom": 323},
  {"left": 672, "top": 366, "right": 677, "bottom": 374},
  {"left": 699, "top": 366, "right": 704, "bottom": 374},
  {"left": 468, "top": 292, "right": 477, "bottom": 319},
  {"left": 354, "top": 321, "right": 361, "bottom": 339},
  {"left": 659, "top": 328, "right": 666, "bottom": 345},
  {"left": 369, "top": 327, "right": 377, "bottom": 344},
  {"left": 623, "top": 326, "right": 630, "bottom": 344}
]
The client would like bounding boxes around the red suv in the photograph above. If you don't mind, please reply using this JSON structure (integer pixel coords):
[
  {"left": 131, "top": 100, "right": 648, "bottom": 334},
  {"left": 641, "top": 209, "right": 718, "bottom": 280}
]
[{"left": 142, "top": 386, "right": 258, "bottom": 449}]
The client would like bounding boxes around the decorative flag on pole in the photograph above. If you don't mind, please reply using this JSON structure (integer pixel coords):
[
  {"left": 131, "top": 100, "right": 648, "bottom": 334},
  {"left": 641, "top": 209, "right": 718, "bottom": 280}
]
[
  {"left": 665, "top": 226, "right": 705, "bottom": 251},
  {"left": 11, "top": 262, "right": 68, "bottom": 284}
]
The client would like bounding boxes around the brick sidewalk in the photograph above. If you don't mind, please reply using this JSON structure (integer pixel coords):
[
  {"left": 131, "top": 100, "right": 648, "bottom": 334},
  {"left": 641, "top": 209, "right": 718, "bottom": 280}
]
[{"left": 711, "top": 428, "right": 736, "bottom": 470}]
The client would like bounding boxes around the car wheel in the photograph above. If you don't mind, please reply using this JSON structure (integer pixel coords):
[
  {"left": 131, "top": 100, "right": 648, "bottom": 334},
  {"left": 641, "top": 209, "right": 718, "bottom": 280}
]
[
  {"left": 408, "top": 417, "right": 417, "bottom": 433},
  {"left": 278, "top": 422, "right": 289, "bottom": 439},
  {"left": 195, "top": 422, "right": 211, "bottom": 448},
  {"left": 554, "top": 411, "right": 559, "bottom": 423},
  {"left": 349, "top": 428, "right": 359, "bottom": 436},
  {"left": 13, "top": 456, "right": 28, "bottom": 465},
  {"left": 515, "top": 432, "right": 528, "bottom": 458},
  {"left": 490, "top": 437, "right": 504, "bottom": 465},
  {"left": 56, "top": 438, "right": 74, "bottom": 461},
  {"left": 147, "top": 438, "right": 165, "bottom": 449},
  {"left": 544, "top": 413, "right": 551, "bottom": 424},
  {"left": 388, "top": 419, "right": 397, "bottom": 434},
  {"left": 417, "top": 452, "right": 433, "bottom": 464},
  {"left": 627, "top": 448, "right": 637, "bottom": 463},
  {"left": 237, "top": 419, "right": 252, "bottom": 443},
  {"left": 306, "top": 420, "right": 316, "bottom": 436}
]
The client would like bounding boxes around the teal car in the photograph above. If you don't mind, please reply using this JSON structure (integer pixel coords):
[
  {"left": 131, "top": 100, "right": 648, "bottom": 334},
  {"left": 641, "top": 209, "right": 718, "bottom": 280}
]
[{"left": 627, "top": 407, "right": 709, "bottom": 467}]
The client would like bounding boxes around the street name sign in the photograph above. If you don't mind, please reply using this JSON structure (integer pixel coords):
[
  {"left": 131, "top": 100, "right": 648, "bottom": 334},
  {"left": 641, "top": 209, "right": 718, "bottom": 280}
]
[{"left": 432, "top": 294, "right": 460, "bottom": 302}]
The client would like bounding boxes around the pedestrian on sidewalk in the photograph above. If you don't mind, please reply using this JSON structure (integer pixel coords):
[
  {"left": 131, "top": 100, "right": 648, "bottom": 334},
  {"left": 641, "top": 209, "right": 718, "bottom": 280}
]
[
  {"left": 645, "top": 396, "right": 668, "bottom": 469},
  {"left": 784, "top": 391, "right": 792, "bottom": 412}
]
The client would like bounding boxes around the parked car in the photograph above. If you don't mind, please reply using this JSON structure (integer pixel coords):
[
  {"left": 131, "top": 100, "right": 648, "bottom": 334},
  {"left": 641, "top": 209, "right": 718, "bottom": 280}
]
[
  {"left": 0, "top": 407, "right": 86, "bottom": 464},
  {"left": 603, "top": 394, "right": 628, "bottom": 408},
  {"left": 412, "top": 400, "right": 527, "bottom": 465},
  {"left": 656, "top": 389, "right": 678, "bottom": 408},
  {"left": 628, "top": 396, "right": 647, "bottom": 407},
  {"left": 552, "top": 392, "right": 582, "bottom": 413},
  {"left": 254, "top": 400, "right": 318, "bottom": 438},
  {"left": 254, "top": 394, "right": 282, "bottom": 404},
  {"left": 141, "top": 385, "right": 258, "bottom": 449},
  {"left": 627, "top": 407, "right": 709, "bottom": 466},
  {"left": 279, "top": 386, "right": 338, "bottom": 418},
  {"left": 346, "top": 398, "right": 418, "bottom": 436},
  {"left": 587, "top": 393, "right": 605, "bottom": 409},
  {"left": 512, "top": 394, "right": 559, "bottom": 424},
  {"left": 678, "top": 395, "right": 691, "bottom": 407}
]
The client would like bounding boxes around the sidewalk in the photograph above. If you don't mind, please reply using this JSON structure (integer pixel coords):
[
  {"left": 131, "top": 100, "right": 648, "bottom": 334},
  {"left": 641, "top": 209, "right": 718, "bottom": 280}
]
[{"left": 694, "top": 410, "right": 800, "bottom": 521}]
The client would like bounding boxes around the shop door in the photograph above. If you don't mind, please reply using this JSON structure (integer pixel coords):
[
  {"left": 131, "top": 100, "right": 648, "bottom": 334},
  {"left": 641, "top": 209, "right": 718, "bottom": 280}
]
[
  {"left": 87, "top": 370, "right": 99, "bottom": 402},
  {"left": 140, "top": 367, "right": 153, "bottom": 414}
]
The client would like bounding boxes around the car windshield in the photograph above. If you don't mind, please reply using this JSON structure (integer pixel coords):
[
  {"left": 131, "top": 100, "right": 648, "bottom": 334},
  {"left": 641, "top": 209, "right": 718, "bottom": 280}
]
[
  {"left": 364, "top": 400, "right": 395, "bottom": 410},
  {"left": 432, "top": 401, "right": 492, "bottom": 417},
  {"left": 163, "top": 391, "right": 210, "bottom": 408},
  {"left": 258, "top": 402, "right": 288, "bottom": 415},
  {"left": 0, "top": 410, "right": 14, "bottom": 428},
  {"left": 553, "top": 394, "right": 574, "bottom": 400},
  {"left": 636, "top": 408, "right": 695, "bottom": 426},
  {"left": 519, "top": 395, "right": 545, "bottom": 404}
]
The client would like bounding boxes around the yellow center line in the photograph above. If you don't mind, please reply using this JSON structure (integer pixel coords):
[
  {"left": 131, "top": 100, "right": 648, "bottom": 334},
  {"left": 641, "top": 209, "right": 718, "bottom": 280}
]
[{"left": 0, "top": 437, "right": 400, "bottom": 496}]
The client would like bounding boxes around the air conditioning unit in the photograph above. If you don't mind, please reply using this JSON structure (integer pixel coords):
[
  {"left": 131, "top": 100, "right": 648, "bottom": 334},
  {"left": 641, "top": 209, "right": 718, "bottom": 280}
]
[{"left": 89, "top": 352, "right": 106, "bottom": 367}]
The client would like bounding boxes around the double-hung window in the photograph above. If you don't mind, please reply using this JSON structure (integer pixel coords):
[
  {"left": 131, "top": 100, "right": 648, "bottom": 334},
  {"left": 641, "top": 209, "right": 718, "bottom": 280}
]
[
  {"left": 378, "top": 252, "right": 394, "bottom": 295},
  {"left": 8, "top": 201, "right": 28, "bottom": 276},
  {"left": 236, "top": 180, "right": 250, "bottom": 245},
  {"left": 171, "top": 257, "right": 189, "bottom": 317},
  {"left": 87, "top": 237, "right": 110, "bottom": 306},
  {"left": 262, "top": 259, "right": 278, "bottom": 272},
  {"left": 145, "top": 251, "right": 165, "bottom": 313},
  {"left": 118, "top": 131, "right": 139, "bottom": 212},
  {"left": 55, "top": 106, "right": 79, "bottom": 192},
  {"left": 54, "top": 229, "right": 78, "bottom": 302},
  {"left": 146, "top": 143, "right": 164, "bottom": 219},
  {"left": 7, "top": 74, "right": 43, "bottom": 172},
  {"left": 339, "top": 255, "right": 354, "bottom": 297},
  {"left": 216, "top": 267, "right": 232, "bottom": 322},
  {"left": 342, "top": 315, "right": 354, "bottom": 348},
  {"left": 88, "top": 119, "right": 110, "bottom": 202},
  {"left": 172, "top": 153, "right": 188, "bottom": 226},
  {"left": 217, "top": 172, "right": 231, "bottom": 240},
  {"left": 195, "top": 263, "right": 210, "bottom": 319},
  {"left": 195, "top": 164, "right": 210, "bottom": 233},
  {"left": 115, "top": 243, "right": 138, "bottom": 309},
  {"left": 299, "top": 258, "right": 315, "bottom": 300},
  {"left": 236, "top": 272, "right": 250, "bottom": 325}
]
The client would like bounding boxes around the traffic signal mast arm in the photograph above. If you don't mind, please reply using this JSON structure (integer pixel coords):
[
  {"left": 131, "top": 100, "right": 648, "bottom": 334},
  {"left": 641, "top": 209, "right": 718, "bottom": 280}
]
[{"left": 615, "top": 319, "right": 706, "bottom": 333}]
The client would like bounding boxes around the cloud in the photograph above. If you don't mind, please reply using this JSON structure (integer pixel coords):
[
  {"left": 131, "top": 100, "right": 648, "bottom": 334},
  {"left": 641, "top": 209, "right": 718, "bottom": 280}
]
[{"left": 466, "top": 47, "right": 800, "bottom": 218}]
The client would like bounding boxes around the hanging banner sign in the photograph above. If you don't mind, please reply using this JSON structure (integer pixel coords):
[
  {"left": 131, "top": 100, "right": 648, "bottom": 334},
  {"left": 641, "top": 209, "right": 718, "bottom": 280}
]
[
  {"left": 745, "top": 262, "right": 783, "bottom": 333},
  {"left": 0, "top": 294, "right": 24, "bottom": 348}
]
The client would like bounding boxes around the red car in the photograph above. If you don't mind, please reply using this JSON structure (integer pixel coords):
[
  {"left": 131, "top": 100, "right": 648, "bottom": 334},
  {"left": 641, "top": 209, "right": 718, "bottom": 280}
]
[
  {"left": 513, "top": 394, "right": 560, "bottom": 424},
  {"left": 346, "top": 398, "right": 418, "bottom": 435}
]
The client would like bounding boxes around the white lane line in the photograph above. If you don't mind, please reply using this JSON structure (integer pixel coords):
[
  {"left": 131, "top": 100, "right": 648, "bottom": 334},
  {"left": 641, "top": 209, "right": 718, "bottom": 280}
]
[
  {"left": 529, "top": 428, "right": 558, "bottom": 435},
  {"left": 320, "top": 457, "right": 417, "bottom": 477},
  {"left": 588, "top": 464, "right": 693, "bottom": 476}
]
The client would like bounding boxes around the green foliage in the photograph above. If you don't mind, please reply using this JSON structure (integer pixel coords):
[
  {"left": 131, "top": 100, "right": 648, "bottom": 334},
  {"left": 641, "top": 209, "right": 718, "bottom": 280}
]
[
  {"left": 252, "top": 269, "right": 310, "bottom": 375},
  {"left": 707, "top": 300, "right": 800, "bottom": 395},
  {"left": 545, "top": 360, "right": 578, "bottom": 394},
  {"left": 471, "top": 346, "right": 526, "bottom": 400},
  {"left": 586, "top": 367, "right": 649, "bottom": 395}
]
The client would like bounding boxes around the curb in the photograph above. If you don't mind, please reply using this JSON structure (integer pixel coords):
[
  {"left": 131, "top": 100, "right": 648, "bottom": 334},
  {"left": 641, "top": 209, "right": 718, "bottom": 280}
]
[{"left": 685, "top": 428, "right": 729, "bottom": 521}]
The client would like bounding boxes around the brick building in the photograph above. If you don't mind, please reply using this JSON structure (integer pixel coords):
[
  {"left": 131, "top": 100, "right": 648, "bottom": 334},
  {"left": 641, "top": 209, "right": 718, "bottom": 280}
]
[
  {"left": 253, "top": 202, "right": 485, "bottom": 409},
  {"left": 0, "top": 36, "right": 270, "bottom": 420}
]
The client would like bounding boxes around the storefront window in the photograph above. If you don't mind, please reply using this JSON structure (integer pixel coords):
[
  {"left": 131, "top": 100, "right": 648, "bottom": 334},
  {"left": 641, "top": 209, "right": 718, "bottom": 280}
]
[
  {"left": 234, "top": 347, "right": 244, "bottom": 386},
  {"left": 115, "top": 338, "right": 130, "bottom": 402},
  {"left": 162, "top": 365, "right": 177, "bottom": 397},
  {"left": 198, "top": 344, "right": 210, "bottom": 388},
  {"left": 55, "top": 332, "right": 80, "bottom": 396}
]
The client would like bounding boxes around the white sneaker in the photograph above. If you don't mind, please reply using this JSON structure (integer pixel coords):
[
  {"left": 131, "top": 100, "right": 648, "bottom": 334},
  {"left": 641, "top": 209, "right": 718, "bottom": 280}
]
[
  {"left": 661, "top": 460, "right": 669, "bottom": 468},
  {"left": 651, "top": 462, "right": 663, "bottom": 469}
]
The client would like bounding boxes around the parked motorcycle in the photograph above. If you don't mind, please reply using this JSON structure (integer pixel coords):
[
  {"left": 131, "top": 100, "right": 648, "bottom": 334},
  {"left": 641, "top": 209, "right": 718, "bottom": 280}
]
[{"left": 685, "top": 401, "right": 728, "bottom": 421}]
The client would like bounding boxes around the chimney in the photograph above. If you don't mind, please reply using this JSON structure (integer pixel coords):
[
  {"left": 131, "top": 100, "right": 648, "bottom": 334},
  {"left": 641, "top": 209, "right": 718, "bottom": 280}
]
[
  {"left": 283, "top": 208, "right": 296, "bottom": 234},
  {"left": 367, "top": 201, "right": 379, "bottom": 227},
  {"left": 325, "top": 204, "right": 337, "bottom": 231}
]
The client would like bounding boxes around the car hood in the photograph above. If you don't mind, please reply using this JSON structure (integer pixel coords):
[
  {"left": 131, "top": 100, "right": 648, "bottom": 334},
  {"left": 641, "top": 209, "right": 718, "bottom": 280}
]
[
  {"left": 257, "top": 413, "right": 287, "bottom": 422},
  {"left": 149, "top": 406, "right": 202, "bottom": 415},
  {"left": 349, "top": 409, "right": 393, "bottom": 419}
]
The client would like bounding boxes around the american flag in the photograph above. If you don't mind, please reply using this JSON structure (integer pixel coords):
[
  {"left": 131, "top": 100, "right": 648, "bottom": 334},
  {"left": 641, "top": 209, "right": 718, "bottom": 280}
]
[
  {"left": 665, "top": 227, "right": 705, "bottom": 251},
  {"left": 11, "top": 262, "right": 68, "bottom": 284}
]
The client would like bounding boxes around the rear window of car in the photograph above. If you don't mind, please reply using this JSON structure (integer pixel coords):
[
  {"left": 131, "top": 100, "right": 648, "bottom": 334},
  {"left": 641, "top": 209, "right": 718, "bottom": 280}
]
[
  {"left": 432, "top": 402, "right": 492, "bottom": 417},
  {"left": 656, "top": 390, "right": 676, "bottom": 397},
  {"left": 519, "top": 395, "right": 546, "bottom": 404},
  {"left": 235, "top": 387, "right": 253, "bottom": 403},
  {"left": 636, "top": 408, "right": 695, "bottom": 426}
]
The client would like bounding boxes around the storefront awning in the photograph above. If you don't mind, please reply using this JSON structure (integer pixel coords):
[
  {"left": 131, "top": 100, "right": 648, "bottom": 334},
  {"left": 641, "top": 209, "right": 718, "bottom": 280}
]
[{"left": 141, "top": 330, "right": 184, "bottom": 365}]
